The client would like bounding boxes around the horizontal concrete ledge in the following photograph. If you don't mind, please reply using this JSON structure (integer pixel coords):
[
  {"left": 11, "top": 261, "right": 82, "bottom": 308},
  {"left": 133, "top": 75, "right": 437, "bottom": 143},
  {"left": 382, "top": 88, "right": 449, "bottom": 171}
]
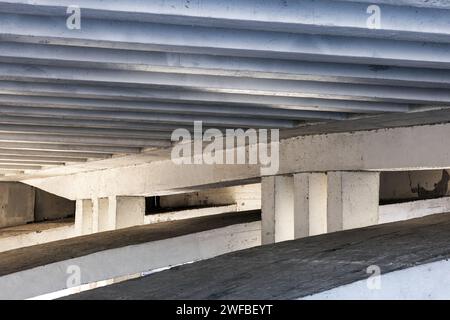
[
  {"left": 0, "top": 219, "right": 75, "bottom": 253},
  {"left": 66, "top": 212, "right": 450, "bottom": 300},
  {"left": 143, "top": 204, "right": 238, "bottom": 224},
  {"left": 379, "top": 196, "right": 450, "bottom": 224}
]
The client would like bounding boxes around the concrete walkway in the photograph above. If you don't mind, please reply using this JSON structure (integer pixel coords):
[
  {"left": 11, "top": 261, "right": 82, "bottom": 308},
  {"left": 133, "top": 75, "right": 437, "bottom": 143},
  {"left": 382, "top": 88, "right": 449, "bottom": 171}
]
[{"left": 66, "top": 212, "right": 450, "bottom": 300}]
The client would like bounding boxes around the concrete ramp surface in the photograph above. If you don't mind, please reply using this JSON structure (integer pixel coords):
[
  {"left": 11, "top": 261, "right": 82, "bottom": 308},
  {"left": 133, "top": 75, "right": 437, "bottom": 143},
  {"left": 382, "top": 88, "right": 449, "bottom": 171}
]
[
  {"left": 0, "top": 211, "right": 261, "bottom": 299},
  {"left": 66, "top": 212, "right": 450, "bottom": 300}
]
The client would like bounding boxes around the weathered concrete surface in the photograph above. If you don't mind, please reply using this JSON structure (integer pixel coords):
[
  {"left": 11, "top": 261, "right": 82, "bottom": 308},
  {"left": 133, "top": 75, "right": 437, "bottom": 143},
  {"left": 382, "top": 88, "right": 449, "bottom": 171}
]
[
  {"left": 0, "top": 211, "right": 260, "bottom": 278},
  {"left": 25, "top": 119, "right": 450, "bottom": 200},
  {"left": 0, "top": 219, "right": 75, "bottom": 253},
  {"left": 0, "top": 182, "right": 35, "bottom": 228},
  {"left": 66, "top": 212, "right": 450, "bottom": 300},
  {"left": 34, "top": 189, "right": 75, "bottom": 222}
]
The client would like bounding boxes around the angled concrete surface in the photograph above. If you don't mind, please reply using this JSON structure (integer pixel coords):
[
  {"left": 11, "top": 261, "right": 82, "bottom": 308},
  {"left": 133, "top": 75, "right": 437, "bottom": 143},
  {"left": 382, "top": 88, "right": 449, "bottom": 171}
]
[
  {"left": 0, "top": 211, "right": 260, "bottom": 277},
  {"left": 66, "top": 212, "right": 450, "bottom": 300}
]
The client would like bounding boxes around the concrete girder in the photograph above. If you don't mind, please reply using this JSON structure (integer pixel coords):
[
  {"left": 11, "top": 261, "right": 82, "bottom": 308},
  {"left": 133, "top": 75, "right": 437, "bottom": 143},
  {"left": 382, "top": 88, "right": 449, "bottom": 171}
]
[
  {"left": 1, "top": 63, "right": 449, "bottom": 105},
  {"left": 1, "top": 43, "right": 449, "bottom": 90},
  {"left": 0, "top": 106, "right": 299, "bottom": 128},
  {"left": 0, "top": 148, "right": 110, "bottom": 159},
  {"left": 0, "top": 154, "right": 86, "bottom": 163},
  {"left": 0, "top": 124, "right": 175, "bottom": 140},
  {"left": 0, "top": 142, "right": 141, "bottom": 154},
  {"left": 0, "top": 159, "right": 65, "bottom": 166},
  {"left": 0, "top": 132, "right": 171, "bottom": 148},
  {"left": 0, "top": 13, "right": 449, "bottom": 69},
  {"left": 0, "top": 115, "right": 194, "bottom": 133},
  {"left": 23, "top": 121, "right": 450, "bottom": 200},
  {"left": 0, "top": 78, "right": 445, "bottom": 105},
  {"left": 0, "top": 1, "right": 449, "bottom": 43},
  {"left": 0, "top": 93, "right": 410, "bottom": 115},
  {"left": 0, "top": 164, "right": 41, "bottom": 170}
]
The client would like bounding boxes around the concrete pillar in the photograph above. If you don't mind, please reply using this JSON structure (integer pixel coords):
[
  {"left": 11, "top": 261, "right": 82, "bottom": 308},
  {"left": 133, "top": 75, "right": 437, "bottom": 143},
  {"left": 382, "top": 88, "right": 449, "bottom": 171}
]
[
  {"left": 327, "top": 171, "right": 380, "bottom": 232},
  {"left": 293, "top": 173, "right": 327, "bottom": 238},
  {"left": 95, "top": 197, "right": 115, "bottom": 232},
  {"left": 261, "top": 175, "right": 294, "bottom": 244},
  {"left": 92, "top": 196, "right": 145, "bottom": 232},
  {"left": 75, "top": 199, "right": 93, "bottom": 235},
  {"left": 114, "top": 196, "right": 145, "bottom": 229}
]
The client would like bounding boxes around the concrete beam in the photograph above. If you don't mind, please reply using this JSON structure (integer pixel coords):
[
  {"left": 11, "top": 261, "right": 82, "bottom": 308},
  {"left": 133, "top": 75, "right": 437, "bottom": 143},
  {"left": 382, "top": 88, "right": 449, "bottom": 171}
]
[
  {"left": 0, "top": 63, "right": 446, "bottom": 105},
  {"left": 0, "top": 141, "right": 140, "bottom": 154},
  {"left": 0, "top": 148, "right": 109, "bottom": 159},
  {"left": 0, "top": 12, "right": 449, "bottom": 69},
  {"left": 0, "top": 0, "right": 449, "bottom": 43},
  {"left": 0, "top": 132, "right": 171, "bottom": 148},
  {"left": 0, "top": 105, "right": 297, "bottom": 129},
  {"left": 0, "top": 42, "right": 447, "bottom": 91},
  {"left": 21, "top": 122, "right": 450, "bottom": 199}
]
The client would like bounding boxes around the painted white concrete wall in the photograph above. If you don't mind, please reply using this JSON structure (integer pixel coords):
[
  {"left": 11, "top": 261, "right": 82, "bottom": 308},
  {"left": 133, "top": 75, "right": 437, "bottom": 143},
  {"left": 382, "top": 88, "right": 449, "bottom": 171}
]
[
  {"left": 160, "top": 184, "right": 261, "bottom": 212},
  {"left": 0, "top": 221, "right": 261, "bottom": 300},
  {"left": 0, "top": 224, "right": 76, "bottom": 253},
  {"left": 144, "top": 204, "right": 238, "bottom": 224},
  {"left": 302, "top": 259, "right": 450, "bottom": 300},
  {"left": 379, "top": 197, "right": 450, "bottom": 224}
]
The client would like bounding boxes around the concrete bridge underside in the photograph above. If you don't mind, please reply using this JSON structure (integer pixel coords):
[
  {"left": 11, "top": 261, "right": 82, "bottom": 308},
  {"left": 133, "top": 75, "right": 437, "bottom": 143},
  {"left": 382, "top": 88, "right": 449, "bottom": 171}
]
[{"left": 0, "top": 0, "right": 449, "bottom": 184}]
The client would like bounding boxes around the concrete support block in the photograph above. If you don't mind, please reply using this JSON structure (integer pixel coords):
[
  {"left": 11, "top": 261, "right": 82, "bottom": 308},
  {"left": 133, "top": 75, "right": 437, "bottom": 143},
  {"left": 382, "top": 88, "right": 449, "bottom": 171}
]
[
  {"left": 261, "top": 176, "right": 276, "bottom": 245},
  {"left": 114, "top": 196, "right": 145, "bottom": 230},
  {"left": 85, "top": 196, "right": 145, "bottom": 234},
  {"left": 293, "top": 173, "right": 327, "bottom": 238},
  {"left": 0, "top": 182, "right": 35, "bottom": 229},
  {"left": 261, "top": 176, "right": 294, "bottom": 244},
  {"left": 96, "top": 197, "right": 115, "bottom": 232},
  {"left": 327, "top": 171, "right": 380, "bottom": 232},
  {"left": 75, "top": 199, "right": 93, "bottom": 236}
]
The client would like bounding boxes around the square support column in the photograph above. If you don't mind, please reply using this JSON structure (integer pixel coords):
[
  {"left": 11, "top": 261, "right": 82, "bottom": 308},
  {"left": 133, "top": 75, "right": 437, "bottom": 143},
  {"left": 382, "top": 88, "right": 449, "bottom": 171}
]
[
  {"left": 327, "top": 171, "right": 380, "bottom": 232},
  {"left": 261, "top": 175, "right": 294, "bottom": 244},
  {"left": 75, "top": 199, "right": 93, "bottom": 236},
  {"left": 95, "top": 197, "right": 115, "bottom": 232},
  {"left": 114, "top": 196, "right": 145, "bottom": 229},
  {"left": 293, "top": 173, "right": 327, "bottom": 238},
  {"left": 93, "top": 196, "right": 145, "bottom": 232}
]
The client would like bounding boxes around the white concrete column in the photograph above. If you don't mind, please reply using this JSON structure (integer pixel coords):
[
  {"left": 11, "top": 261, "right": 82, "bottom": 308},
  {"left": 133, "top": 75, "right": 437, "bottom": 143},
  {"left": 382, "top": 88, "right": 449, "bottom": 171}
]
[
  {"left": 92, "top": 196, "right": 145, "bottom": 232},
  {"left": 293, "top": 173, "right": 327, "bottom": 238},
  {"left": 114, "top": 196, "right": 145, "bottom": 229},
  {"left": 327, "top": 171, "right": 380, "bottom": 232},
  {"left": 75, "top": 199, "right": 93, "bottom": 236},
  {"left": 96, "top": 197, "right": 115, "bottom": 232},
  {"left": 261, "top": 175, "right": 294, "bottom": 244}
]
